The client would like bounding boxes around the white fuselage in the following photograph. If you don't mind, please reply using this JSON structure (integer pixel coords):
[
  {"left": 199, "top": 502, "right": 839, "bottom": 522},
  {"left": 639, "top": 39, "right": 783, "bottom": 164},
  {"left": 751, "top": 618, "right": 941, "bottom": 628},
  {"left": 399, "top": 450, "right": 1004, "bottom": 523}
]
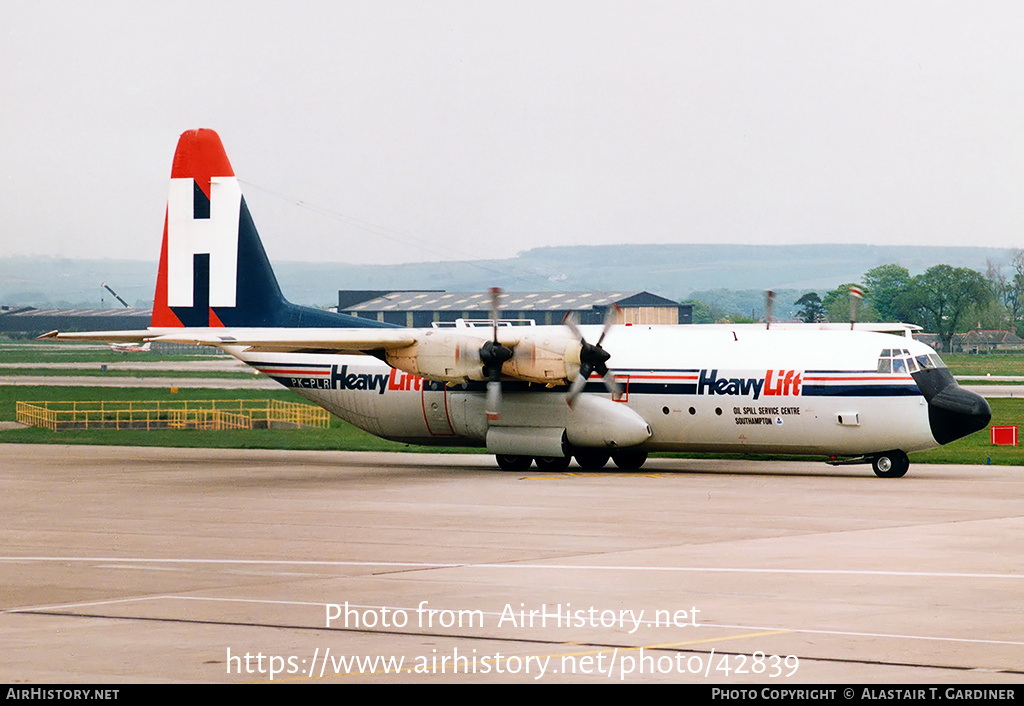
[{"left": 232, "top": 325, "right": 942, "bottom": 457}]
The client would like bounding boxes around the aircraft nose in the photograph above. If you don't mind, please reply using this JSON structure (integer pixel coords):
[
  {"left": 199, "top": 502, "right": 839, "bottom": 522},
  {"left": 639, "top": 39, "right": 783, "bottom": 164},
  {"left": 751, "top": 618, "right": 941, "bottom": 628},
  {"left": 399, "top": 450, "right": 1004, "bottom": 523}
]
[
  {"left": 913, "top": 368, "right": 992, "bottom": 445},
  {"left": 927, "top": 384, "right": 992, "bottom": 444}
]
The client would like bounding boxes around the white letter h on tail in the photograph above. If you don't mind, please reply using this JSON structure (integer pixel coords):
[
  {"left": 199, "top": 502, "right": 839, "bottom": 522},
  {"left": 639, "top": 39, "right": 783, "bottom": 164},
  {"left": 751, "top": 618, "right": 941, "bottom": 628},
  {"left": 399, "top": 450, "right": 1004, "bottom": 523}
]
[{"left": 166, "top": 176, "right": 241, "bottom": 309}]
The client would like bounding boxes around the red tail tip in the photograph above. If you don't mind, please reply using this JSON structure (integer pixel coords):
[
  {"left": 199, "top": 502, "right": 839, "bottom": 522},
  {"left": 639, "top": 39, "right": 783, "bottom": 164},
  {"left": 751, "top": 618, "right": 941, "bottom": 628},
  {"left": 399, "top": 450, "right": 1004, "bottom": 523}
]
[{"left": 170, "top": 129, "right": 234, "bottom": 193}]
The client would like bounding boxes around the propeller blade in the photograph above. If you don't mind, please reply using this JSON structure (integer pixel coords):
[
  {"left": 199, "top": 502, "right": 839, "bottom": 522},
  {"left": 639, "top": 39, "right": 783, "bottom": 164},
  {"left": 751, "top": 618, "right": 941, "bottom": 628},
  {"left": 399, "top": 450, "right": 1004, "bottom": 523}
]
[
  {"left": 602, "top": 370, "right": 621, "bottom": 398},
  {"left": 483, "top": 288, "right": 509, "bottom": 422},
  {"left": 563, "top": 305, "right": 620, "bottom": 406},
  {"left": 562, "top": 311, "right": 583, "bottom": 340},
  {"left": 490, "top": 287, "right": 502, "bottom": 342},
  {"left": 565, "top": 373, "right": 588, "bottom": 408},
  {"left": 596, "top": 304, "right": 620, "bottom": 346}
]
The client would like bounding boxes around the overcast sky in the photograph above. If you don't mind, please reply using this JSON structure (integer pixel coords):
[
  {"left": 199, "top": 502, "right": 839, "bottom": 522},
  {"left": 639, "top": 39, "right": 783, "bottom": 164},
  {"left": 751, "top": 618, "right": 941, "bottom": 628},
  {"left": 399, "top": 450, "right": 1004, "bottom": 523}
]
[{"left": 3, "top": 1, "right": 1024, "bottom": 266}]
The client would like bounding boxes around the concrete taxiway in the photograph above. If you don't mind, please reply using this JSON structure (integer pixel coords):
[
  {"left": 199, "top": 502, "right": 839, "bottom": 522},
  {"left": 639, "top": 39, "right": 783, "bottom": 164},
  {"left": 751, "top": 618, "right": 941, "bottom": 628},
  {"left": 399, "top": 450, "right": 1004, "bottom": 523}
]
[{"left": 1, "top": 445, "right": 1022, "bottom": 684}]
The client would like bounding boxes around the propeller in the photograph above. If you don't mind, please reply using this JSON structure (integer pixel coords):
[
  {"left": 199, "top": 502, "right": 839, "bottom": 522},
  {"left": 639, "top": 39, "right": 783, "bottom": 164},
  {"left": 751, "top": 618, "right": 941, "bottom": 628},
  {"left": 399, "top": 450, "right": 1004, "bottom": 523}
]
[
  {"left": 564, "top": 305, "right": 621, "bottom": 407},
  {"left": 479, "top": 287, "right": 513, "bottom": 421}
]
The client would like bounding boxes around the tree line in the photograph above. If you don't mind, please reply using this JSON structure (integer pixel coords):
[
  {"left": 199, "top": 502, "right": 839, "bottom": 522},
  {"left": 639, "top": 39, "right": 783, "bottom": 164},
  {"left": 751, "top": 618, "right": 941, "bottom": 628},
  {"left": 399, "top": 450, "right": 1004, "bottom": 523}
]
[{"left": 788, "top": 253, "right": 1024, "bottom": 349}]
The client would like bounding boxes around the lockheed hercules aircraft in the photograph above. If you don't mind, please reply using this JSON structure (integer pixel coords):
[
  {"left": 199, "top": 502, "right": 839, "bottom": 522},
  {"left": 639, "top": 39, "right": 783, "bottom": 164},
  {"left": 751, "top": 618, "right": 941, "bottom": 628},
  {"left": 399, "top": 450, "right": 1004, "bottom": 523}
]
[{"left": 44, "top": 129, "right": 992, "bottom": 477}]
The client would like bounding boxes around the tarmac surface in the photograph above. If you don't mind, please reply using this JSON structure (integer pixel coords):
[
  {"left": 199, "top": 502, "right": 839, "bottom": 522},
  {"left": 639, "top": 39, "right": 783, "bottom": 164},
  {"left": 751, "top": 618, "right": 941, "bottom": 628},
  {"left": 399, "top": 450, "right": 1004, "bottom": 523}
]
[{"left": 1, "top": 445, "right": 1022, "bottom": 684}]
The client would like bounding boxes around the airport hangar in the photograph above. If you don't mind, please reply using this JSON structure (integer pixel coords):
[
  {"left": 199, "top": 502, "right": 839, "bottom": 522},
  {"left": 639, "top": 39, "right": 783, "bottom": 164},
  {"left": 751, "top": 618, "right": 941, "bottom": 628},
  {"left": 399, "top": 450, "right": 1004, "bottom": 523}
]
[
  {"left": 336, "top": 290, "right": 691, "bottom": 327},
  {"left": 0, "top": 305, "right": 150, "bottom": 335}
]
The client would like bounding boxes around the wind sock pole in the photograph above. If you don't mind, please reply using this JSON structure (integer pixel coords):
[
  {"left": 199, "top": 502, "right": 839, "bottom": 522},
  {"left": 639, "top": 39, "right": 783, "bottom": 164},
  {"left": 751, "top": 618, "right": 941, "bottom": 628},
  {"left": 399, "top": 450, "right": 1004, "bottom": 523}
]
[{"left": 849, "top": 286, "right": 864, "bottom": 329}]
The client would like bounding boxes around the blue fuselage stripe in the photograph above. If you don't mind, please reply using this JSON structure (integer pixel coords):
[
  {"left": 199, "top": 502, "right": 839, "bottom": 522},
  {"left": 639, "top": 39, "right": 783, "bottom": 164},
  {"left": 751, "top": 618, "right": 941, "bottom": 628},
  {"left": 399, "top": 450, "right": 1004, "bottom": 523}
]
[{"left": 260, "top": 364, "right": 923, "bottom": 398}]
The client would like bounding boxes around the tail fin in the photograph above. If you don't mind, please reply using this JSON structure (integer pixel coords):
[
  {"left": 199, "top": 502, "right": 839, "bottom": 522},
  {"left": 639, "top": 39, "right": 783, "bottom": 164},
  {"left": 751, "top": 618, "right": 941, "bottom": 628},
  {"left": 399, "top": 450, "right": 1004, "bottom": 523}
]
[{"left": 152, "top": 129, "right": 384, "bottom": 329}]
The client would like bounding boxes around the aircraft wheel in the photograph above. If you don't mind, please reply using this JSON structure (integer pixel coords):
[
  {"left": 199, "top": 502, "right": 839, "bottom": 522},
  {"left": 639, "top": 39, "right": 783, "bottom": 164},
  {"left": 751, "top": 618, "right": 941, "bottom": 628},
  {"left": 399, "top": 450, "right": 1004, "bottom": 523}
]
[
  {"left": 612, "top": 449, "right": 648, "bottom": 471},
  {"left": 574, "top": 449, "right": 610, "bottom": 470},
  {"left": 496, "top": 455, "right": 533, "bottom": 472},
  {"left": 871, "top": 451, "right": 909, "bottom": 478},
  {"left": 535, "top": 456, "right": 571, "bottom": 472}
]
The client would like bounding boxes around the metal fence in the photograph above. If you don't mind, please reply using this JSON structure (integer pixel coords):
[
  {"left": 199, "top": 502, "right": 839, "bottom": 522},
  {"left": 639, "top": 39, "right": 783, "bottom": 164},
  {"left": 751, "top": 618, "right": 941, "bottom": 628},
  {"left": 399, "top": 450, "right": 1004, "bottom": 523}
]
[{"left": 16, "top": 399, "right": 330, "bottom": 431}]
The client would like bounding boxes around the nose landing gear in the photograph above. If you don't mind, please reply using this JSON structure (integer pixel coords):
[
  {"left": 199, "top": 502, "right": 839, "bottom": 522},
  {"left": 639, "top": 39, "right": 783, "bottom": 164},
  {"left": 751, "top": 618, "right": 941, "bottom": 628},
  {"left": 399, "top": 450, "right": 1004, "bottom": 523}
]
[
  {"left": 871, "top": 450, "right": 910, "bottom": 478},
  {"left": 827, "top": 450, "right": 911, "bottom": 478}
]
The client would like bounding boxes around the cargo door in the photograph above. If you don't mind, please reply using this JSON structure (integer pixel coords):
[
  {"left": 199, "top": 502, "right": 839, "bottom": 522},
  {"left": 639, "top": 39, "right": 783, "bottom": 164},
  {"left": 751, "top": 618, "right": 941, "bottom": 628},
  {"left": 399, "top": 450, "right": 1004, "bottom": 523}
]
[{"left": 421, "top": 380, "right": 455, "bottom": 436}]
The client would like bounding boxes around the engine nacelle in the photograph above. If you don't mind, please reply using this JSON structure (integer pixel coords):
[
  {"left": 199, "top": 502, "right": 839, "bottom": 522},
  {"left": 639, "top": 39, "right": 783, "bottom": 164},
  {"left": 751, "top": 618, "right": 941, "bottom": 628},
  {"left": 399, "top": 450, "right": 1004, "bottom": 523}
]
[
  {"left": 385, "top": 329, "right": 584, "bottom": 386},
  {"left": 502, "top": 332, "right": 582, "bottom": 385},
  {"left": 385, "top": 331, "right": 489, "bottom": 384}
]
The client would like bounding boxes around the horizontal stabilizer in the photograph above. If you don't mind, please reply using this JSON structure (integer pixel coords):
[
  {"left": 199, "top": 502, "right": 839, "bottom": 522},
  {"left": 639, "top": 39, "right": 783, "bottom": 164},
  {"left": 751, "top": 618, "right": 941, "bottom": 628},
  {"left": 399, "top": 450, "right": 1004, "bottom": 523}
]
[{"left": 38, "top": 329, "right": 157, "bottom": 344}]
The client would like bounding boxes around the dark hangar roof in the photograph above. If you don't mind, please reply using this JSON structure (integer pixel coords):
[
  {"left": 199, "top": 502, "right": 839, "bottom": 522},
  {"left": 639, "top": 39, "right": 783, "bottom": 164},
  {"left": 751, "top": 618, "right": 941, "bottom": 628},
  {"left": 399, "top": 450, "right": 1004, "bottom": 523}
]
[
  {"left": 0, "top": 306, "right": 151, "bottom": 333},
  {"left": 340, "top": 291, "right": 678, "bottom": 313}
]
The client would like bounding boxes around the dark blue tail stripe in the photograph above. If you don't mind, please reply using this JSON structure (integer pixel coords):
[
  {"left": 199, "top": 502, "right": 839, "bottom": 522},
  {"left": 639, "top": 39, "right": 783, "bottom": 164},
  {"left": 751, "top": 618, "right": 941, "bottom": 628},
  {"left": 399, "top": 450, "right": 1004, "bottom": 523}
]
[{"left": 173, "top": 195, "right": 396, "bottom": 330}]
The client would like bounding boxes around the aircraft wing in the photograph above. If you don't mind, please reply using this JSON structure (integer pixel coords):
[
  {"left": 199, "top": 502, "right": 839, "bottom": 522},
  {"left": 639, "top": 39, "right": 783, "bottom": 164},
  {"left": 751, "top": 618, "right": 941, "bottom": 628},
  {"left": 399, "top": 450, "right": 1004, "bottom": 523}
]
[
  {"left": 41, "top": 326, "right": 525, "bottom": 355},
  {"left": 42, "top": 325, "right": 554, "bottom": 386},
  {"left": 40, "top": 327, "right": 421, "bottom": 354},
  {"left": 146, "top": 327, "right": 421, "bottom": 353}
]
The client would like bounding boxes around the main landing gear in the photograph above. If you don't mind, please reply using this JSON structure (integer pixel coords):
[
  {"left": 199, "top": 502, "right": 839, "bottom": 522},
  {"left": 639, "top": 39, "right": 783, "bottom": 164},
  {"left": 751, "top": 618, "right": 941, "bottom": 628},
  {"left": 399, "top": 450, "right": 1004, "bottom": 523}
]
[
  {"left": 495, "top": 455, "right": 533, "bottom": 472},
  {"left": 495, "top": 449, "right": 649, "bottom": 472}
]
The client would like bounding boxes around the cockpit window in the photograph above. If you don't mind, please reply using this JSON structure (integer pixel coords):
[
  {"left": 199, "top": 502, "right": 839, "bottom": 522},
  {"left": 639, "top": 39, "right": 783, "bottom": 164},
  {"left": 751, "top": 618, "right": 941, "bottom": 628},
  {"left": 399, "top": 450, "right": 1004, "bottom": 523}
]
[{"left": 879, "top": 348, "right": 939, "bottom": 374}]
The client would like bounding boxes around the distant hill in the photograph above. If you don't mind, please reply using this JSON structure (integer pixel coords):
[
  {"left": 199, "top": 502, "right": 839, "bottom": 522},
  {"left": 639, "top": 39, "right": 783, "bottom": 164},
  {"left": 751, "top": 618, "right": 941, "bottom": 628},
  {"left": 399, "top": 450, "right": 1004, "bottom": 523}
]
[{"left": 0, "top": 244, "right": 1015, "bottom": 316}]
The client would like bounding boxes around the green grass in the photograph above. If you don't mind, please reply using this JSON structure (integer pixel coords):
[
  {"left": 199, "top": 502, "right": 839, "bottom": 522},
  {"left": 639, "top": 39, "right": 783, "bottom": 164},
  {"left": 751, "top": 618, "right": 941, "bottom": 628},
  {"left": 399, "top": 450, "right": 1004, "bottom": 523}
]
[
  {"left": 1, "top": 336, "right": 229, "bottom": 358},
  {"left": 0, "top": 352, "right": 219, "bottom": 364},
  {"left": 0, "top": 423, "right": 429, "bottom": 452},
  {"left": 0, "top": 385, "right": 478, "bottom": 454},
  {"left": 0, "top": 339, "right": 259, "bottom": 377},
  {"left": 0, "top": 346, "right": 221, "bottom": 365},
  {"left": 0, "top": 367, "right": 255, "bottom": 378},
  {"left": 0, "top": 385, "right": 291, "bottom": 418},
  {"left": 941, "top": 352, "right": 1024, "bottom": 376},
  {"left": 908, "top": 397, "right": 1021, "bottom": 466}
]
